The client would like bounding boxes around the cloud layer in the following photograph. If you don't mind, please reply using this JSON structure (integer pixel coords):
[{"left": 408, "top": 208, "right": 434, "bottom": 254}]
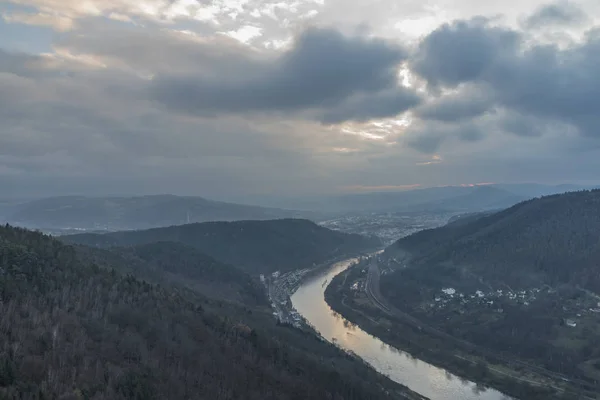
[
  {"left": 149, "top": 28, "right": 422, "bottom": 123},
  {"left": 2, "top": 0, "right": 600, "bottom": 199}
]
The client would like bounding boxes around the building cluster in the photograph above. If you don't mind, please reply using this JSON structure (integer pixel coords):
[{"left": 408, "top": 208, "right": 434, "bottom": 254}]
[
  {"left": 426, "top": 286, "right": 600, "bottom": 329},
  {"left": 264, "top": 269, "right": 311, "bottom": 328},
  {"left": 428, "top": 287, "right": 544, "bottom": 315},
  {"left": 320, "top": 212, "right": 453, "bottom": 244}
]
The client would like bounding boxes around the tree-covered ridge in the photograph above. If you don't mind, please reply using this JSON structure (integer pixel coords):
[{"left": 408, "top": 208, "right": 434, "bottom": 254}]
[
  {"left": 378, "top": 190, "right": 600, "bottom": 389},
  {"left": 389, "top": 189, "right": 600, "bottom": 291},
  {"left": 65, "top": 219, "right": 382, "bottom": 275},
  {"left": 75, "top": 241, "right": 268, "bottom": 306},
  {"left": 0, "top": 224, "right": 410, "bottom": 400}
]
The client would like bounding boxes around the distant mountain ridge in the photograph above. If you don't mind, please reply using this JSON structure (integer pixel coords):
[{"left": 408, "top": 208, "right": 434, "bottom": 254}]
[
  {"left": 7, "top": 184, "right": 597, "bottom": 233},
  {"left": 405, "top": 186, "right": 526, "bottom": 212},
  {"left": 8, "top": 194, "right": 319, "bottom": 231},
  {"left": 64, "top": 218, "right": 382, "bottom": 275},
  {"left": 270, "top": 183, "right": 595, "bottom": 213}
]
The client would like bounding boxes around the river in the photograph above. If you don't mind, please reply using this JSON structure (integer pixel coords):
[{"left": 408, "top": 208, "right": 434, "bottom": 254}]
[{"left": 291, "top": 258, "right": 512, "bottom": 400}]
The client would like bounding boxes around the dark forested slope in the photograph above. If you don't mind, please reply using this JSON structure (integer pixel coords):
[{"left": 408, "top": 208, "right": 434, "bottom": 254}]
[
  {"left": 378, "top": 190, "right": 600, "bottom": 385},
  {"left": 387, "top": 189, "right": 600, "bottom": 291},
  {"left": 0, "top": 225, "right": 413, "bottom": 400},
  {"left": 75, "top": 241, "right": 268, "bottom": 306},
  {"left": 65, "top": 219, "right": 382, "bottom": 275}
]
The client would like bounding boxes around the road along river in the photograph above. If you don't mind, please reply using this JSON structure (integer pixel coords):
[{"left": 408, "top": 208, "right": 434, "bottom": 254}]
[{"left": 291, "top": 258, "right": 512, "bottom": 400}]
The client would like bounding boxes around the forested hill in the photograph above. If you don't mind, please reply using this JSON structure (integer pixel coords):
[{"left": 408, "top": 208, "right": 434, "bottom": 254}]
[
  {"left": 74, "top": 241, "right": 268, "bottom": 306},
  {"left": 388, "top": 189, "right": 600, "bottom": 291},
  {"left": 0, "top": 224, "right": 415, "bottom": 400},
  {"left": 8, "top": 195, "right": 318, "bottom": 231},
  {"left": 64, "top": 219, "right": 382, "bottom": 274}
]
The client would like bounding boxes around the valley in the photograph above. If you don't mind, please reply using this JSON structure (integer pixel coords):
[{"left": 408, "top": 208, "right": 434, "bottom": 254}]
[
  {"left": 0, "top": 224, "right": 420, "bottom": 400},
  {"left": 8, "top": 1, "right": 600, "bottom": 398},
  {"left": 325, "top": 190, "right": 600, "bottom": 399},
  {"left": 3, "top": 187, "right": 600, "bottom": 400}
]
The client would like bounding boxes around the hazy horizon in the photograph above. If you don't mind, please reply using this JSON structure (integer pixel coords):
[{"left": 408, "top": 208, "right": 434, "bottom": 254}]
[{"left": 4, "top": 181, "right": 600, "bottom": 212}]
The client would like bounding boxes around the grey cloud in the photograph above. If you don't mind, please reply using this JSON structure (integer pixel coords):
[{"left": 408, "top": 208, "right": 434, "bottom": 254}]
[
  {"left": 415, "top": 86, "right": 495, "bottom": 122},
  {"left": 486, "top": 34, "right": 600, "bottom": 138},
  {"left": 404, "top": 120, "right": 486, "bottom": 154},
  {"left": 0, "top": 50, "right": 36, "bottom": 76},
  {"left": 411, "top": 18, "right": 600, "bottom": 140},
  {"left": 500, "top": 112, "right": 557, "bottom": 137},
  {"left": 411, "top": 18, "right": 520, "bottom": 89},
  {"left": 458, "top": 125, "right": 485, "bottom": 142},
  {"left": 0, "top": 46, "right": 387, "bottom": 199},
  {"left": 6, "top": 10, "right": 600, "bottom": 199},
  {"left": 406, "top": 133, "right": 444, "bottom": 154},
  {"left": 318, "top": 88, "right": 422, "bottom": 124},
  {"left": 149, "top": 28, "right": 417, "bottom": 123},
  {"left": 523, "top": 1, "right": 589, "bottom": 29}
]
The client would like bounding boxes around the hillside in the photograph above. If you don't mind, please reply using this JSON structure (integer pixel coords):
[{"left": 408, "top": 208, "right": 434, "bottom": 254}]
[
  {"left": 494, "top": 183, "right": 597, "bottom": 198},
  {"left": 0, "top": 224, "right": 415, "bottom": 400},
  {"left": 64, "top": 219, "right": 382, "bottom": 275},
  {"left": 271, "top": 183, "right": 593, "bottom": 213},
  {"left": 445, "top": 210, "right": 495, "bottom": 226},
  {"left": 8, "top": 195, "right": 318, "bottom": 231},
  {"left": 387, "top": 189, "right": 600, "bottom": 291},
  {"left": 378, "top": 190, "right": 600, "bottom": 387},
  {"left": 75, "top": 242, "right": 267, "bottom": 306}
]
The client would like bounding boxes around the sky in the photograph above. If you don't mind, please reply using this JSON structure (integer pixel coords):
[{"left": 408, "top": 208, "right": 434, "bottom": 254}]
[{"left": 2, "top": 0, "right": 600, "bottom": 201}]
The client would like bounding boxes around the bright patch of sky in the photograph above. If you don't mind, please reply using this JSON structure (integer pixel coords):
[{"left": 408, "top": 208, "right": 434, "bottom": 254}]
[
  {"left": 222, "top": 24, "right": 262, "bottom": 43},
  {"left": 0, "top": 4, "right": 54, "bottom": 52}
]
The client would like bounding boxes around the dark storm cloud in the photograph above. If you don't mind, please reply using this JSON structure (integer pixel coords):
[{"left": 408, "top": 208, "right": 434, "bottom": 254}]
[
  {"left": 412, "top": 17, "right": 600, "bottom": 139},
  {"left": 500, "top": 112, "right": 558, "bottom": 137},
  {"left": 404, "top": 120, "right": 487, "bottom": 154},
  {"left": 318, "top": 88, "right": 422, "bottom": 124},
  {"left": 406, "top": 133, "right": 444, "bottom": 153},
  {"left": 411, "top": 18, "right": 520, "bottom": 89},
  {"left": 523, "top": 1, "right": 589, "bottom": 28},
  {"left": 150, "top": 28, "right": 418, "bottom": 123},
  {"left": 458, "top": 125, "right": 486, "bottom": 142},
  {"left": 414, "top": 87, "right": 495, "bottom": 122}
]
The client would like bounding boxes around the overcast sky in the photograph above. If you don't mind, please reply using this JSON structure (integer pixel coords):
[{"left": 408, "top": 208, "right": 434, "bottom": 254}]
[{"left": 2, "top": 0, "right": 600, "bottom": 201}]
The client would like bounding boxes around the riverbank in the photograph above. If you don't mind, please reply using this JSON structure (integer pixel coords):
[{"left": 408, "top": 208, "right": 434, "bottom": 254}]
[
  {"left": 264, "top": 250, "right": 377, "bottom": 328},
  {"left": 285, "top": 258, "right": 429, "bottom": 400},
  {"left": 292, "top": 258, "right": 517, "bottom": 400},
  {"left": 324, "top": 262, "right": 589, "bottom": 400}
]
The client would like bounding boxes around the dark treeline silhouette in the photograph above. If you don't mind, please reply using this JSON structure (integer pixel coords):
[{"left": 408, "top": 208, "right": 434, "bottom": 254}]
[{"left": 0, "top": 224, "right": 413, "bottom": 400}]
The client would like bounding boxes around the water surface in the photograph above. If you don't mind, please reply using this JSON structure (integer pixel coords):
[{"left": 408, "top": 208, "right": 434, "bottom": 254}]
[{"left": 291, "top": 259, "right": 512, "bottom": 400}]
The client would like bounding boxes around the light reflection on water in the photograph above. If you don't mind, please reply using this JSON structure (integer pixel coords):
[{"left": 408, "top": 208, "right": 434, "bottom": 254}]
[{"left": 291, "top": 259, "right": 513, "bottom": 400}]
